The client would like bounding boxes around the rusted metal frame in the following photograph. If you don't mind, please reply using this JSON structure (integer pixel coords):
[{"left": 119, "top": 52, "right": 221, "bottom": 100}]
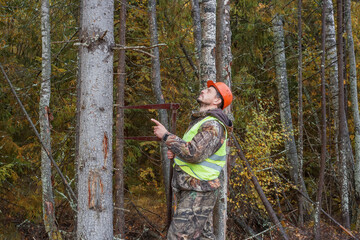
[
  {"left": 119, "top": 103, "right": 180, "bottom": 110},
  {"left": 121, "top": 103, "right": 179, "bottom": 229},
  {"left": 122, "top": 103, "right": 179, "bottom": 142}
]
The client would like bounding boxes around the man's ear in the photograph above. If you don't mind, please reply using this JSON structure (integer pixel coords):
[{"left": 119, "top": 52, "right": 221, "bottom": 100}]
[{"left": 213, "top": 97, "right": 222, "bottom": 106}]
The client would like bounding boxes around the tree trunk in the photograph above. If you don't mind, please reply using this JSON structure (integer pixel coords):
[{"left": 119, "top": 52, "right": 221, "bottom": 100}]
[
  {"left": 40, "top": 0, "right": 61, "bottom": 238},
  {"left": 314, "top": 1, "right": 327, "bottom": 238},
  {"left": 297, "top": 0, "right": 304, "bottom": 226},
  {"left": 214, "top": 0, "right": 232, "bottom": 238},
  {"left": 191, "top": 0, "right": 201, "bottom": 73},
  {"left": 114, "top": 0, "right": 126, "bottom": 237},
  {"left": 77, "top": 0, "right": 114, "bottom": 238},
  {"left": 148, "top": 0, "right": 171, "bottom": 226},
  {"left": 345, "top": 0, "right": 360, "bottom": 210},
  {"left": 272, "top": 14, "right": 308, "bottom": 199},
  {"left": 199, "top": 0, "right": 216, "bottom": 88},
  {"left": 324, "top": 0, "right": 340, "bottom": 165},
  {"left": 336, "top": 0, "right": 350, "bottom": 229},
  {"left": 74, "top": 0, "right": 84, "bottom": 234},
  {"left": 215, "top": 0, "right": 225, "bottom": 87}
]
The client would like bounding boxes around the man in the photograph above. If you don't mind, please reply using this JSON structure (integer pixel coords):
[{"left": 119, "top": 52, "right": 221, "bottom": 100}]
[{"left": 151, "top": 80, "right": 233, "bottom": 239}]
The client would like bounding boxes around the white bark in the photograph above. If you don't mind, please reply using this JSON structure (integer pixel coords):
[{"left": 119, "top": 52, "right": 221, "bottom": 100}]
[
  {"left": 214, "top": 167, "right": 227, "bottom": 240},
  {"left": 77, "top": 0, "right": 114, "bottom": 239},
  {"left": 40, "top": 0, "right": 60, "bottom": 238},
  {"left": 324, "top": 0, "right": 340, "bottom": 163},
  {"left": 314, "top": 1, "right": 327, "bottom": 237},
  {"left": 345, "top": 0, "right": 360, "bottom": 198},
  {"left": 272, "top": 15, "right": 299, "bottom": 185},
  {"left": 200, "top": 0, "right": 216, "bottom": 88},
  {"left": 222, "top": 0, "right": 232, "bottom": 89},
  {"left": 272, "top": 15, "right": 311, "bottom": 208},
  {"left": 214, "top": 1, "right": 231, "bottom": 239},
  {"left": 336, "top": 0, "right": 350, "bottom": 228}
]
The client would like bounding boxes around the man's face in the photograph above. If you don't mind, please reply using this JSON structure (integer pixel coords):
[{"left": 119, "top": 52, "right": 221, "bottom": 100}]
[{"left": 197, "top": 86, "right": 219, "bottom": 106}]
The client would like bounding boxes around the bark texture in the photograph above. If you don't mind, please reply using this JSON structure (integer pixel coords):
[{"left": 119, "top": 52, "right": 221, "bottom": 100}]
[
  {"left": 191, "top": 0, "right": 201, "bottom": 72},
  {"left": 324, "top": 0, "right": 340, "bottom": 163},
  {"left": 214, "top": 0, "right": 232, "bottom": 239},
  {"left": 272, "top": 15, "right": 305, "bottom": 191},
  {"left": 77, "top": 0, "right": 114, "bottom": 238},
  {"left": 216, "top": 0, "right": 232, "bottom": 88},
  {"left": 336, "top": 0, "right": 350, "bottom": 229},
  {"left": 314, "top": 1, "right": 327, "bottom": 238},
  {"left": 297, "top": 0, "right": 304, "bottom": 226},
  {"left": 199, "top": 0, "right": 216, "bottom": 88},
  {"left": 345, "top": 0, "right": 360, "bottom": 202},
  {"left": 114, "top": 0, "right": 126, "bottom": 237},
  {"left": 148, "top": 0, "right": 171, "bottom": 225},
  {"left": 40, "top": 0, "right": 61, "bottom": 238}
]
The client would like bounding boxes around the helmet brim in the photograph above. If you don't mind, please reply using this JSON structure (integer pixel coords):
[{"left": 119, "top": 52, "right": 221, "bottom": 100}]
[{"left": 207, "top": 80, "right": 218, "bottom": 92}]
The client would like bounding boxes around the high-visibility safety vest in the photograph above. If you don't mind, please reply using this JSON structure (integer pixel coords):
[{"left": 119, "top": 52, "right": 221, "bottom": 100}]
[{"left": 174, "top": 116, "right": 228, "bottom": 181}]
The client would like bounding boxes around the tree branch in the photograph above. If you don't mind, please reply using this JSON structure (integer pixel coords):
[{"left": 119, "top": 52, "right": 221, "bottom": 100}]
[{"left": 0, "top": 63, "right": 77, "bottom": 205}]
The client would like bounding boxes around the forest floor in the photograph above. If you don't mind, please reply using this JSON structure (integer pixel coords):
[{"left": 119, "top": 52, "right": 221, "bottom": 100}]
[{"left": 3, "top": 194, "right": 360, "bottom": 239}]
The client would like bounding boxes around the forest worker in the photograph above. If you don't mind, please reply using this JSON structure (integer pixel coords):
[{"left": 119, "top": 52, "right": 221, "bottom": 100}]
[{"left": 151, "top": 80, "right": 233, "bottom": 239}]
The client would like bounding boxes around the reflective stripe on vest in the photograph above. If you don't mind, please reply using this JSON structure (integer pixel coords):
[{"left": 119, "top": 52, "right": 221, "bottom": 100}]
[{"left": 174, "top": 116, "right": 228, "bottom": 180}]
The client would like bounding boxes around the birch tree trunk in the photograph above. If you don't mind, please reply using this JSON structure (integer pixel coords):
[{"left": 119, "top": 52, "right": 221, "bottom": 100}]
[
  {"left": 77, "top": 0, "right": 114, "bottom": 238},
  {"left": 314, "top": 1, "right": 327, "bottom": 238},
  {"left": 222, "top": 0, "right": 232, "bottom": 89},
  {"left": 214, "top": 1, "right": 231, "bottom": 238},
  {"left": 272, "top": 14, "right": 308, "bottom": 197},
  {"left": 324, "top": 0, "right": 340, "bottom": 164},
  {"left": 191, "top": 0, "right": 201, "bottom": 73},
  {"left": 40, "top": 0, "right": 61, "bottom": 238},
  {"left": 74, "top": 1, "right": 84, "bottom": 234},
  {"left": 345, "top": 0, "right": 360, "bottom": 206},
  {"left": 336, "top": 0, "right": 350, "bottom": 229},
  {"left": 297, "top": 0, "right": 304, "bottom": 226},
  {"left": 199, "top": 0, "right": 216, "bottom": 88},
  {"left": 114, "top": 0, "right": 126, "bottom": 237},
  {"left": 148, "top": 0, "right": 171, "bottom": 225}
]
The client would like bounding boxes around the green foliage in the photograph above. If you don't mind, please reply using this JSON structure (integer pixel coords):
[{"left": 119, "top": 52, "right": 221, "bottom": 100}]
[
  {"left": 0, "top": 163, "right": 15, "bottom": 186},
  {"left": 230, "top": 103, "right": 294, "bottom": 218},
  {"left": 2, "top": 0, "right": 360, "bottom": 237}
]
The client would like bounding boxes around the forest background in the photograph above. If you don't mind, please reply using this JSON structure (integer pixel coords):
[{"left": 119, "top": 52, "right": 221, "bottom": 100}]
[{"left": 1, "top": 0, "right": 360, "bottom": 239}]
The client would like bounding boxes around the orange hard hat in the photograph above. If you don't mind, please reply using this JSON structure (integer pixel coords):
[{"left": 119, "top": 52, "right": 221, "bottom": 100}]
[{"left": 207, "top": 80, "right": 233, "bottom": 110}]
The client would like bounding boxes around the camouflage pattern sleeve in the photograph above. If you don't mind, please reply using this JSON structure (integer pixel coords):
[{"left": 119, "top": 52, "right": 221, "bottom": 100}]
[{"left": 163, "top": 120, "right": 225, "bottom": 164}]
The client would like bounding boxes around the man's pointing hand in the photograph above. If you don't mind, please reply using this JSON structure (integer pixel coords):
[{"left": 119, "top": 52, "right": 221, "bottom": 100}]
[{"left": 151, "top": 118, "right": 169, "bottom": 139}]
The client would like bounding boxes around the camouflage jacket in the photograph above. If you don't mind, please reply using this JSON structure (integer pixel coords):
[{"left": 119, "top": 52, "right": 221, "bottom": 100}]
[{"left": 162, "top": 108, "right": 233, "bottom": 192}]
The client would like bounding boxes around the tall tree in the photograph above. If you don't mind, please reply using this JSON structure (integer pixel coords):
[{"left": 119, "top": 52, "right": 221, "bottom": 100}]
[
  {"left": 314, "top": 0, "right": 327, "bottom": 238},
  {"left": 199, "top": 0, "right": 216, "bottom": 87},
  {"left": 148, "top": 0, "right": 171, "bottom": 224},
  {"left": 114, "top": 0, "right": 127, "bottom": 237},
  {"left": 345, "top": 0, "right": 360, "bottom": 217},
  {"left": 272, "top": 14, "right": 308, "bottom": 200},
  {"left": 76, "top": 0, "right": 114, "bottom": 238},
  {"left": 324, "top": 0, "right": 340, "bottom": 164},
  {"left": 336, "top": 0, "right": 350, "bottom": 229},
  {"left": 191, "top": 0, "right": 201, "bottom": 73},
  {"left": 214, "top": 0, "right": 232, "bottom": 239},
  {"left": 40, "top": 0, "right": 61, "bottom": 238},
  {"left": 297, "top": 0, "right": 304, "bottom": 226}
]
